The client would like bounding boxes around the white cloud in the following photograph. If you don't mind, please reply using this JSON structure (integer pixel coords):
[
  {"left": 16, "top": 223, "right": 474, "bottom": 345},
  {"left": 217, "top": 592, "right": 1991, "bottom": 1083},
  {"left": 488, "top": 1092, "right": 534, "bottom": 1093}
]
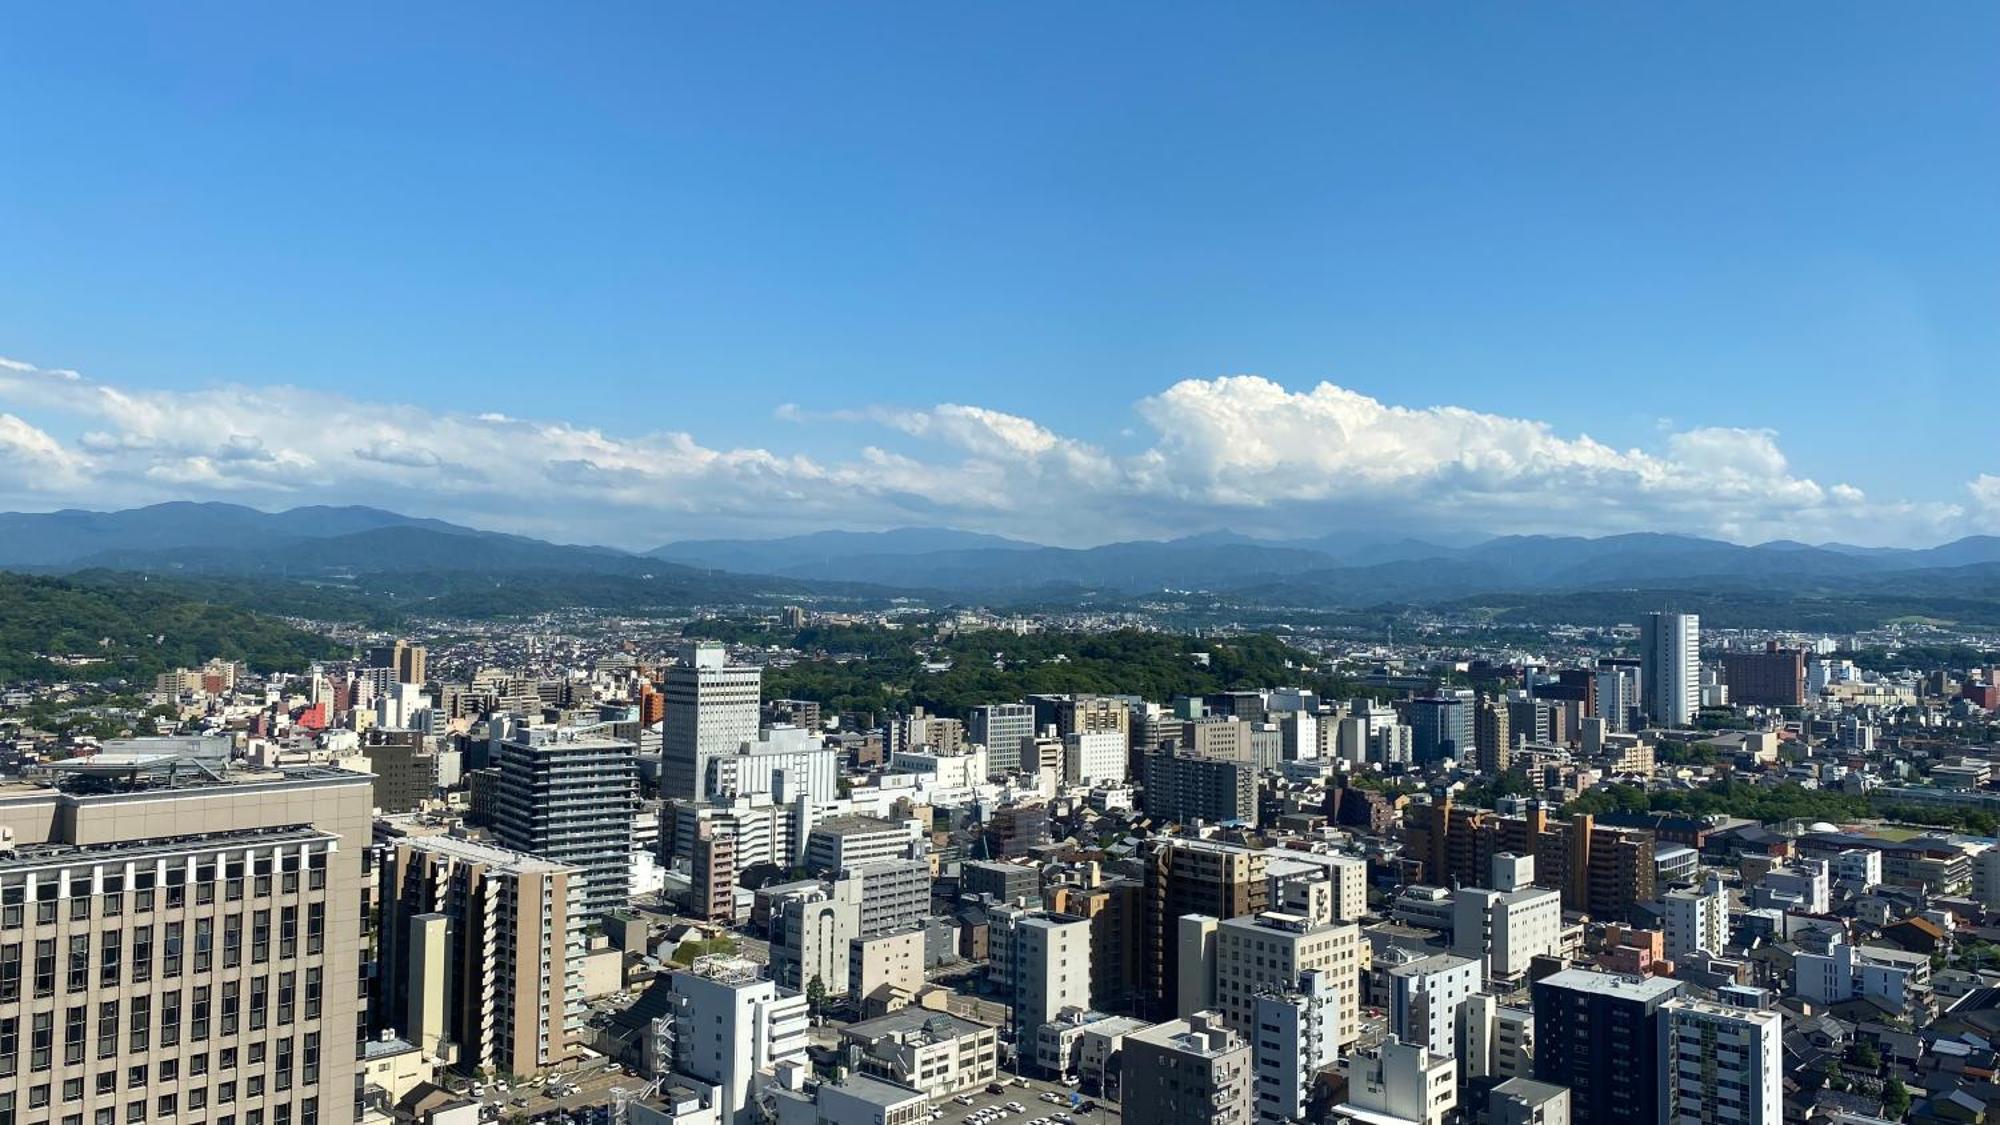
[{"left": 0, "top": 353, "right": 1985, "bottom": 546}]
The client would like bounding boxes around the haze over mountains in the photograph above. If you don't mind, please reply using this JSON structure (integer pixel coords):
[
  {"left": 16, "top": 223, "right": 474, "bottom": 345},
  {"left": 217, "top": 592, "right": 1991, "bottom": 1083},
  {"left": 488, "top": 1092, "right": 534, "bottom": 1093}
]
[{"left": 3, "top": 502, "right": 2000, "bottom": 609}]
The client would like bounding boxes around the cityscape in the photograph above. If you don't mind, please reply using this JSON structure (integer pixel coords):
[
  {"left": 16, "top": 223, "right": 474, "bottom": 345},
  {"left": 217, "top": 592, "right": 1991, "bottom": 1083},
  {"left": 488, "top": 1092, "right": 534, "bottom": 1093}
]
[{"left": 3, "top": 8, "right": 1998, "bottom": 1125}]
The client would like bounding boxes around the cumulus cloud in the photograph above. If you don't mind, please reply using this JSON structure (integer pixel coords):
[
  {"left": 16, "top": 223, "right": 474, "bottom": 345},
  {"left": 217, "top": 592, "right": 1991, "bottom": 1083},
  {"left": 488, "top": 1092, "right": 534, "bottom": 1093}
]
[{"left": 0, "top": 354, "right": 1985, "bottom": 546}]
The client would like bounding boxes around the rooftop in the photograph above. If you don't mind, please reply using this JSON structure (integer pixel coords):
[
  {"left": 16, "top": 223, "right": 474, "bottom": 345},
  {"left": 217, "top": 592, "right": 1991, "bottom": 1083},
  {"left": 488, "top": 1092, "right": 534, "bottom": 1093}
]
[
  {"left": 394, "top": 833, "right": 577, "bottom": 874},
  {"left": 1537, "top": 968, "right": 1685, "bottom": 1003},
  {"left": 842, "top": 1007, "right": 992, "bottom": 1045},
  {"left": 811, "top": 815, "right": 903, "bottom": 836},
  {"left": 0, "top": 824, "right": 333, "bottom": 871}
]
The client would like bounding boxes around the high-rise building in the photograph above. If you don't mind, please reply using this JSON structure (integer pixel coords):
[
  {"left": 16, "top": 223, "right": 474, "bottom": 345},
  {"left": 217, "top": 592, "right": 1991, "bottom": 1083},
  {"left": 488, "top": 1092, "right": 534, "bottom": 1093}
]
[
  {"left": 1720, "top": 643, "right": 1807, "bottom": 708},
  {"left": 968, "top": 703, "right": 1037, "bottom": 776},
  {"left": 1451, "top": 871, "right": 1563, "bottom": 983},
  {"left": 493, "top": 727, "right": 640, "bottom": 922},
  {"left": 1658, "top": 996, "right": 1781, "bottom": 1125},
  {"left": 1592, "top": 663, "right": 1641, "bottom": 733},
  {"left": 1385, "top": 953, "right": 1483, "bottom": 1059},
  {"left": 989, "top": 909, "right": 1091, "bottom": 1044},
  {"left": 1406, "top": 696, "right": 1472, "bottom": 765},
  {"left": 1338, "top": 1039, "right": 1457, "bottom": 1125},
  {"left": 661, "top": 642, "right": 763, "bottom": 801},
  {"left": 1532, "top": 968, "right": 1684, "bottom": 1125},
  {"left": 1142, "top": 841, "right": 1267, "bottom": 1018},
  {"left": 1474, "top": 696, "right": 1512, "bottom": 774},
  {"left": 1250, "top": 969, "right": 1339, "bottom": 1125},
  {"left": 1063, "top": 730, "right": 1128, "bottom": 786},
  {"left": 1212, "top": 913, "right": 1362, "bottom": 1050},
  {"left": 1641, "top": 612, "right": 1700, "bottom": 727},
  {"left": 368, "top": 640, "right": 426, "bottom": 686},
  {"left": 663, "top": 956, "right": 809, "bottom": 1125},
  {"left": 0, "top": 760, "right": 372, "bottom": 1125},
  {"left": 1141, "top": 750, "right": 1256, "bottom": 826},
  {"left": 1121, "top": 1012, "right": 1252, "bottom": 1125},
  {"left": 1660, "top": 874, "right": 1729, "bottom": 962},
  {"left": 770, "top": 880, "right": 859, "bottom": 997},
  {"left": 377, "top": 835, "right": 584, "bottom": 1075}
]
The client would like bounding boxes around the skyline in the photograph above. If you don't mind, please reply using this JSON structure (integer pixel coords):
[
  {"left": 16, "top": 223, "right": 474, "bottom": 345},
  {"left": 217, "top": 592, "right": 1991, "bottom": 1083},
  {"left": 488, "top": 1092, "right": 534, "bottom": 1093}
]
[{"left": 3, "top": 5, "right": 1997, "bottom": 546}]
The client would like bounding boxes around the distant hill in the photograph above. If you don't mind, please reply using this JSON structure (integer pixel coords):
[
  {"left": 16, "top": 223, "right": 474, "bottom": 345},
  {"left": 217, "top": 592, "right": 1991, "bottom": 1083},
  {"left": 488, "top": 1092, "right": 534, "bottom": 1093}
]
[
  {"left": 0, "top": 571, "right": 344, "bottom": 684},
  {"left": 0, "top": 502, "right": 465, "bottom": 568},
  {"left": 648, "top": 527, "right": 1041, "bottom": 573}
]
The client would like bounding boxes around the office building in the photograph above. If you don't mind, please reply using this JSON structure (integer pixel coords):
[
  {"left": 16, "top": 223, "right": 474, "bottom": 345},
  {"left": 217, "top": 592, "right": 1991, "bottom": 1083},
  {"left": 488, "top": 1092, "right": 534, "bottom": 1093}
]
[
  {"left": 839, "top": 1008, "right": 999, "bottom": 1099},
  {"left": 1459, "top": 993, "right": 1536, "bottom": 1083},
  {"left": 1592, "top": 665, "right": 1640, "bottom": 733},
  {"left": 846, "top": 929, "right": 925, "bottom": 1010},
  {"left": 969, "top": 704, "right": 1037, "bottom": 776},
  {"left": 1143, "top": 841, "right": 1268, "bottom": 1018},
  {"left": 377, "top": 835, "right": 583, "bottom": 1075},
  {"left": 805, "top": 816, "right": 917, "bottom": 872},
  {"left": 1641, "top": 612, "right": 1700, "bottom": 727},
  {"left": 1064, "top": 730, "right": 1128, "bottom": 786},
  {"left": 1532, "top": 969, "right": 1684, "bottom": 1125},
  {"left": 664, "top": 956, "right": 809, "bottom": 1125},
  {"left": 0, "top": 760, "right": 371, "bottom": 1125},
  {"left": 1213, "top": 912, "right": 1362, "bottom": 1049},
  {"left": 1452, "top": 863, "right": 1563, "bottom": 981},
  {"left": 770, "top": 880, "right": 860, "bottom": 997},
  {"left": 1337, "top": 1039, "right": 1457, "bottom": 1125},
  {"left": 1490, "top": 1079, "right": 1570, "bottom": 1125},
  {"left": 961, "top": 861, "right": 1040, "bottom": 906},
  {"left": 1121, "top": 1012, "right": 1252, "bottom": 1125},
  {"left": 1720, "top": 644, "right": 1806, "bottom": 708},
  {"left": 368, "top": 640, "right": 427, "bottom": 686},
  {"left": 661, "top": 642, "right": 763, "bottom": 801},
  {"left": 1658, "top": 997, "right": 1781, "bottom": 1125},
  {"left": 689, "top": 820, "right": 739, "bottom": 922},
  {"left": 1385, "top": 953, "right": 1483, "bottom": 1060},
  {"left": 1252, "top": 970, "right": 1340, "bottom": 1124},
  {"left": 1406, "top": 697, "right": 1471, "bottom": 766},
  {"left": 990, "top": 909, "right": 1091, "bottom": 1043},
  {"left": 1660, "top": 874, "right": 1729, "bottom": 962},
  {"left": 844, "top": 858, "right": 931, "bottom": 939},
  {"left": 1474, "top": 696, "right": 1512, "bottom": 774},
  {"left": 493, "top": 727, "right": 639, "bottom": 922},
  {"left": 1141, "top": 751, "right": 1256, "bottom": 826}
]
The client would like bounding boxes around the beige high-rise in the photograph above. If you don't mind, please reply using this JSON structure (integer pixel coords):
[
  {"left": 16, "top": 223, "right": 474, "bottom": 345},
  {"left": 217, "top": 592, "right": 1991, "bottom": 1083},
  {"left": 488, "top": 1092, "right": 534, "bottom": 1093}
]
[{"left": 0, "top": 765, "right": 372, "bottom": 1125}]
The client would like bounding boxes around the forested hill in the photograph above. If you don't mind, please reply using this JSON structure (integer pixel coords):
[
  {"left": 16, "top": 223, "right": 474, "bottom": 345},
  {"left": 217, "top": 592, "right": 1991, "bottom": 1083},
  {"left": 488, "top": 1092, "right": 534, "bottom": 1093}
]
[
  {"left": 0, "top": 573, "right": 344, "bottom": 684},
  {"left": 686, "top": 619, "right": 1380, "bottom": 718}
]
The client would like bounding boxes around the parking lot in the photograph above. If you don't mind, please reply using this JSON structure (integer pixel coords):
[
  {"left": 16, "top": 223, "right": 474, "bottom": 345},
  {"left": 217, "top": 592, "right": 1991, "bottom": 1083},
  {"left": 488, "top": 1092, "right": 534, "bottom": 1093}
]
[{"left": 935, "top": 1068, "right": 1119, "bottom": 1125}]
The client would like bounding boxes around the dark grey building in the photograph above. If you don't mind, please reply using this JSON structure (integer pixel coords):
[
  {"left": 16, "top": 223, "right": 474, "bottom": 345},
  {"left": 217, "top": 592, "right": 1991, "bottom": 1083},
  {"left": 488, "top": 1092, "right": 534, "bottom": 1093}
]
[
  {"left": 961, "top": 859, "right": 1040, "bottom": 905},
  {"left": 1141, "top": 750, "right": 1256, "bottom": 826},
  {"left": 1532, "top": 968, "right": 1684, "bottom": 1125},
  {"left": 494, "top": 728, "right": 640, "bottom": 922}
]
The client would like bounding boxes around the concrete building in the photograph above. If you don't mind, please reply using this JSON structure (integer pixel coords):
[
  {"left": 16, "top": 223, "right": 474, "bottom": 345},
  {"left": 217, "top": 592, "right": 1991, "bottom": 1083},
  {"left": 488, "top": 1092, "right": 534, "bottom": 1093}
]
[
  {"left": 1641, "top": 612, "right": 1700, "bottom": 728},
  {"left": 1063, "top": 730, "right": 1128, "bottom": 787},
  {"left": 1658, "top": 997, "right": 1781, "bottom": 1125},
  {"left": 1251, "top": 969, "right": 1340, "bottom": 1124},
  {"left": 960, "top": 861, "right": 1039, "bottom": 906},
  {"left": 805, "top": 817, "right": 919, "bottom": 873},
  {"left": 1459, "top": 993, "right": 1535, "bottom": 1083},
  {"left": 847, "top": 929, "right": 925, "bottom": 1009},
  {"left": 1385, "top": 953, "right": 1483, "bottom": 1060},
  {"left": 1720, "top": 644, "right": 1806, "bottom": 708},
  {"left": 378, "top": 835, "right": 584, "bottom": 1075},
  {"left": 493, "top": 727, "right": 639, "bottom": 922},
  {"left": 1532, "top": 969, "right": 1684, "bottom": 1125},
  {"left": 1213, "top": 912, "right": 1363, "bottom": 1050},
  {"left": 968, "top": 704, "right": 1037, "bottom": 776},
  {"left": 665, "top": 956, "right": 809, "bottom": 1125},
  {"left": 1406, "top": 697, "right": 1471, "bottom": 766},
  {"left": 1337, "top": 1038, "right": 1456, "bottom": 1125},
  {"left": 1141, "top": 751, "right": 1256, "bottom": 826},
  {"left": 771, "top": 880, "right": 860, "bottom": 997},
  {"left": 1452, "top": 857, "right": 1562, "bottom": 981},
  {"left": 708, "top": 725, "right": 839, "bottom": 805},
  {"left": 661, "top": 642, "right": 763, "bottom": 802},
  {"left": 1143, "top": 841, "right": 1268, "bottom": 1018},
  {"left": 1660, "top": 874, "right": 1729, "bottom": 963},
  {"left": 0, "top": 763, "right": 371, "bottom": 1125},
  {"left": 990, "top": 909, "right": 1091, "bottom": 1046},
  {"left": 1121, "top": 1012, "right": 1252, "bottom": 1125},
  {"left": 839, "top": 1008, "right": 998, "bottom": 1099},
  {"left": 1750, "top": 859, "right": 1829, "bottom": 915},
  {"left": 844, "top": 858, "right": 931, "bottom": 939},
  {"left": 1490, "top": 1079, "right": 1570, "bottom": 1125}
]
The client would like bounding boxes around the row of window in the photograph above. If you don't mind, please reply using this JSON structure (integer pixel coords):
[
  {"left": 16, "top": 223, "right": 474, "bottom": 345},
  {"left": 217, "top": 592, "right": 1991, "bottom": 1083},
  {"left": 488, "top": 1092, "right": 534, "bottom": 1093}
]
[
  {"left": 1, "top": 855, "right": 329, "bottom": 928},
  {"left": 0, "top": 971, "right": 322, "bottom": 1074},
  {"left": 0, "top": 904, "right": 325, "bottom": 1000},
  {"left": 0, "top": 1090, "right": 318, "bottom": 1125}
]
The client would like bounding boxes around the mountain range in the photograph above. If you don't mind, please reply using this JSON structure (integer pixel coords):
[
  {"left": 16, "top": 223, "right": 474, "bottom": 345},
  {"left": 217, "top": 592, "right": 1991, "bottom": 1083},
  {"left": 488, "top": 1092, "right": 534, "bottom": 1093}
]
[{"left": 4, "top": 502, "right": 2000, "bottom": 614}]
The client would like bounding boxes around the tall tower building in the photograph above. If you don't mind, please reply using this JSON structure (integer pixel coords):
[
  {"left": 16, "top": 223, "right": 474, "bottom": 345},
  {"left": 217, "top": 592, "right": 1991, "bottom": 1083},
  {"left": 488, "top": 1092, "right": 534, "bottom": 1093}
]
[
  {"left": 1533, "top": 968, "right": 1683, "bottom": 1125},
  {"left": 1142, "top": 841, "right": 1268, "bottom": 1018},
  {"left": 661, "top": 642, "right": 762, "bottom": 801},
  {"left": 1474, "top": 695, "right": 1511, "bottom": 773},
  {"left": 968, "top": 703, "right": 1036, "bottom": 776},
  {"left": 1641, "top": 612, "right": 1700, "bottom": 727},
  {"left": 494, "top": 728, "right": 639, "bottom": 922},
  {"left": 0, "top": 758, "right": 371, "bottom": 1125},
  {"left": 1658, "top": 996, "right": 1782, "bottom": 1125}
]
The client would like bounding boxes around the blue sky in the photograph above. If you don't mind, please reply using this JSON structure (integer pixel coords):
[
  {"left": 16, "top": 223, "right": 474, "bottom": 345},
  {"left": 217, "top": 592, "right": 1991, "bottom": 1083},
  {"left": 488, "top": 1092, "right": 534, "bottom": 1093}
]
[{"left": 1, "top": 4, "right": 1995, "bottom": 546}]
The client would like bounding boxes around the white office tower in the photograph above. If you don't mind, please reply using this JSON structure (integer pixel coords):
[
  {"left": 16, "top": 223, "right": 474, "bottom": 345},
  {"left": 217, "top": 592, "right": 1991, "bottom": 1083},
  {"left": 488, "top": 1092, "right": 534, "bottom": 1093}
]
[
  {"left": 1458, "top": 993, "right": 1536, "bottom": 1082},
  {"left": 664, "top": 956, "right": 810, "bottom": 1125},
  {"left": 1338, "top": 1039, "right": 1457, "bottom": 1125},
  {"left": 1452, "top": 855, "right": 1562, "bottom": 981},
  {"left": 1385, "top": 953, "right": 1484, "bottom": 1059},
  {"left": 1658, "top": 996, "right": 1781, "bottom": 1125},
  {"left": 1592, "top": 666, "right": 1640, "bottom": 733},
  {"left": 970, "top": 703, "right": 1038, "bottom": 775},
  {"left": 1641, "top": 612, "right": 1700, "bottom": 727},
  {"left": 1064, "top": 729, "right": 1129, "bottom": 785},
  {"left": 1662, "top": 873, "right": 1730, "bottom": 962},
  {"left": 1334, "top": 716, "right": 1369, "bottom": 765},
  {"left": 1371, "top": 723, "right": 1415, "bottom": 765},
  {"left": 662, "top": 641, "right": 763, "bottom": 801},
  {"left": 1252, "top": 970, "right": 1341, "bottom": 1124},
  {"left": 990, "top": 908, "right": 1092, "bottom": 1043}
]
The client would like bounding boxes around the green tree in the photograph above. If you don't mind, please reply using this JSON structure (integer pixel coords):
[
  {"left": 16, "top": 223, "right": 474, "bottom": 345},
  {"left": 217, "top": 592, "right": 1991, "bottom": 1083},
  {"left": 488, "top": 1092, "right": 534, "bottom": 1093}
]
[
  {"left": 806, "top": 975, "right": 827, "bottom": 1014},
  {"left": 1882, "top": 1077, "right": 1910, "bottom": 1118}
]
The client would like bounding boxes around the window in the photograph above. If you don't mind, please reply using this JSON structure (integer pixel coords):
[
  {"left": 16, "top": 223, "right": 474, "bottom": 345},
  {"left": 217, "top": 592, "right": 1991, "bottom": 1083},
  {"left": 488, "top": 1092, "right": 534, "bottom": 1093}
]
[
  {"left": 305, "top": 903, "right": 323, "bottom": 955},
  {"left": 96, "top": 1001, "right": 117, "bottom": 1060},
  {"left": 250, "top": 977, "right": 268, "bottom": 1031},
  {"left": 303, "top": 968, "right": 320, "bottom": 1020},
  {"left": 252, "top": 911, "right": 270, "bottom": 963},
  {"left": 127, "top": 996, "right": 149, "bottom": 1052},
  {"left": 280, "top": 906, "right": 297, "bottom": 959},
  {"left": 301, "top": 1097, "right": 317, "bottom": 1125},
  {"left": 157, "top": 1094, "right": 177, "bottom": 1118},
  {"left": 160, "top": 1059, "right": 177, "bottom": 1082},
  {"left": 0, "top": 1016, "right": 16, "bottom": 1078},
  {"left": 135, "top": 1096, "right": 154, "bottom": 1121},
  {"left": 30, "top": 1011, "right": 52, "bottom": 1072},
  {"left": 36, "top": 902, "right": 56, "bottom": 925},
  {"left": 132, "top": 926, "right": 153, "bottom": 984},
  {"left": 301, "top": 1032, "right": 319, "bottom": 1084},
  {"left": 29, "top": 1087, "right": 47, "bottom": 1111},
  {"left": 63, "top": 1078, "right": 81, "bottom": 1103},
  {"left": 190, "top": 1051, "right": 208, "bottom": 1077},
  {"left": 223, "top": 915, "right": 242, "bottom": 968},
  {"left": 33, "top": 939, "right": 54, "bottom": 998},
  {"left": 0, "top": 943, "right": 19, "bottom": 1002},
  {"left": 160, "top": 989, "right": 181, "bottom": 1048},
  {"left": 196, "top": 863, "right": 216, "bottom": 906},
  {"left": 67, "top": 934, "right": 89, "bottom": 991},
  {"left": 308, "top": 853, "right": 326, "bottom": 891},
  {"left": 220, "top": 1046, "right": 236, "bottom": 1071},
  {"left": 221, "top": 981, "right": 240, "bottom": 1035},
  {"left": 164, "top": 921, "right": 184, "bottom": 977},
  {"left": 191, "top": 985, "right": 211, "bottom": 1042},
  {"left": 69, "top": 896, "right": 89, "bottom": 922},
  {"left": 64, "top": 1005, "right": 85, "bottom": 1066},
  {"left": 218, "top": 1081, "right": 236, "bottom": 1105},
  {"left": 274, "top": 1037, "right": 293, "bottom": 1091},
  {"left": 101, "top": 874, "right": 124, "bottom": 918},
  {"left": 248, "top": 1042, "right": 265, "bottom": 1065},
  {"left": 277, "top": 972, "right": 295, "bottom": 1025},
  {"left": 99, "top": 932, "right": 121, "bottom": 988},
  {"left": 98, "top": 1072, "right": 116, "bottom": 1096},
  {"left": 194, "top": 918, "right": 213, "bottom": 972}
]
